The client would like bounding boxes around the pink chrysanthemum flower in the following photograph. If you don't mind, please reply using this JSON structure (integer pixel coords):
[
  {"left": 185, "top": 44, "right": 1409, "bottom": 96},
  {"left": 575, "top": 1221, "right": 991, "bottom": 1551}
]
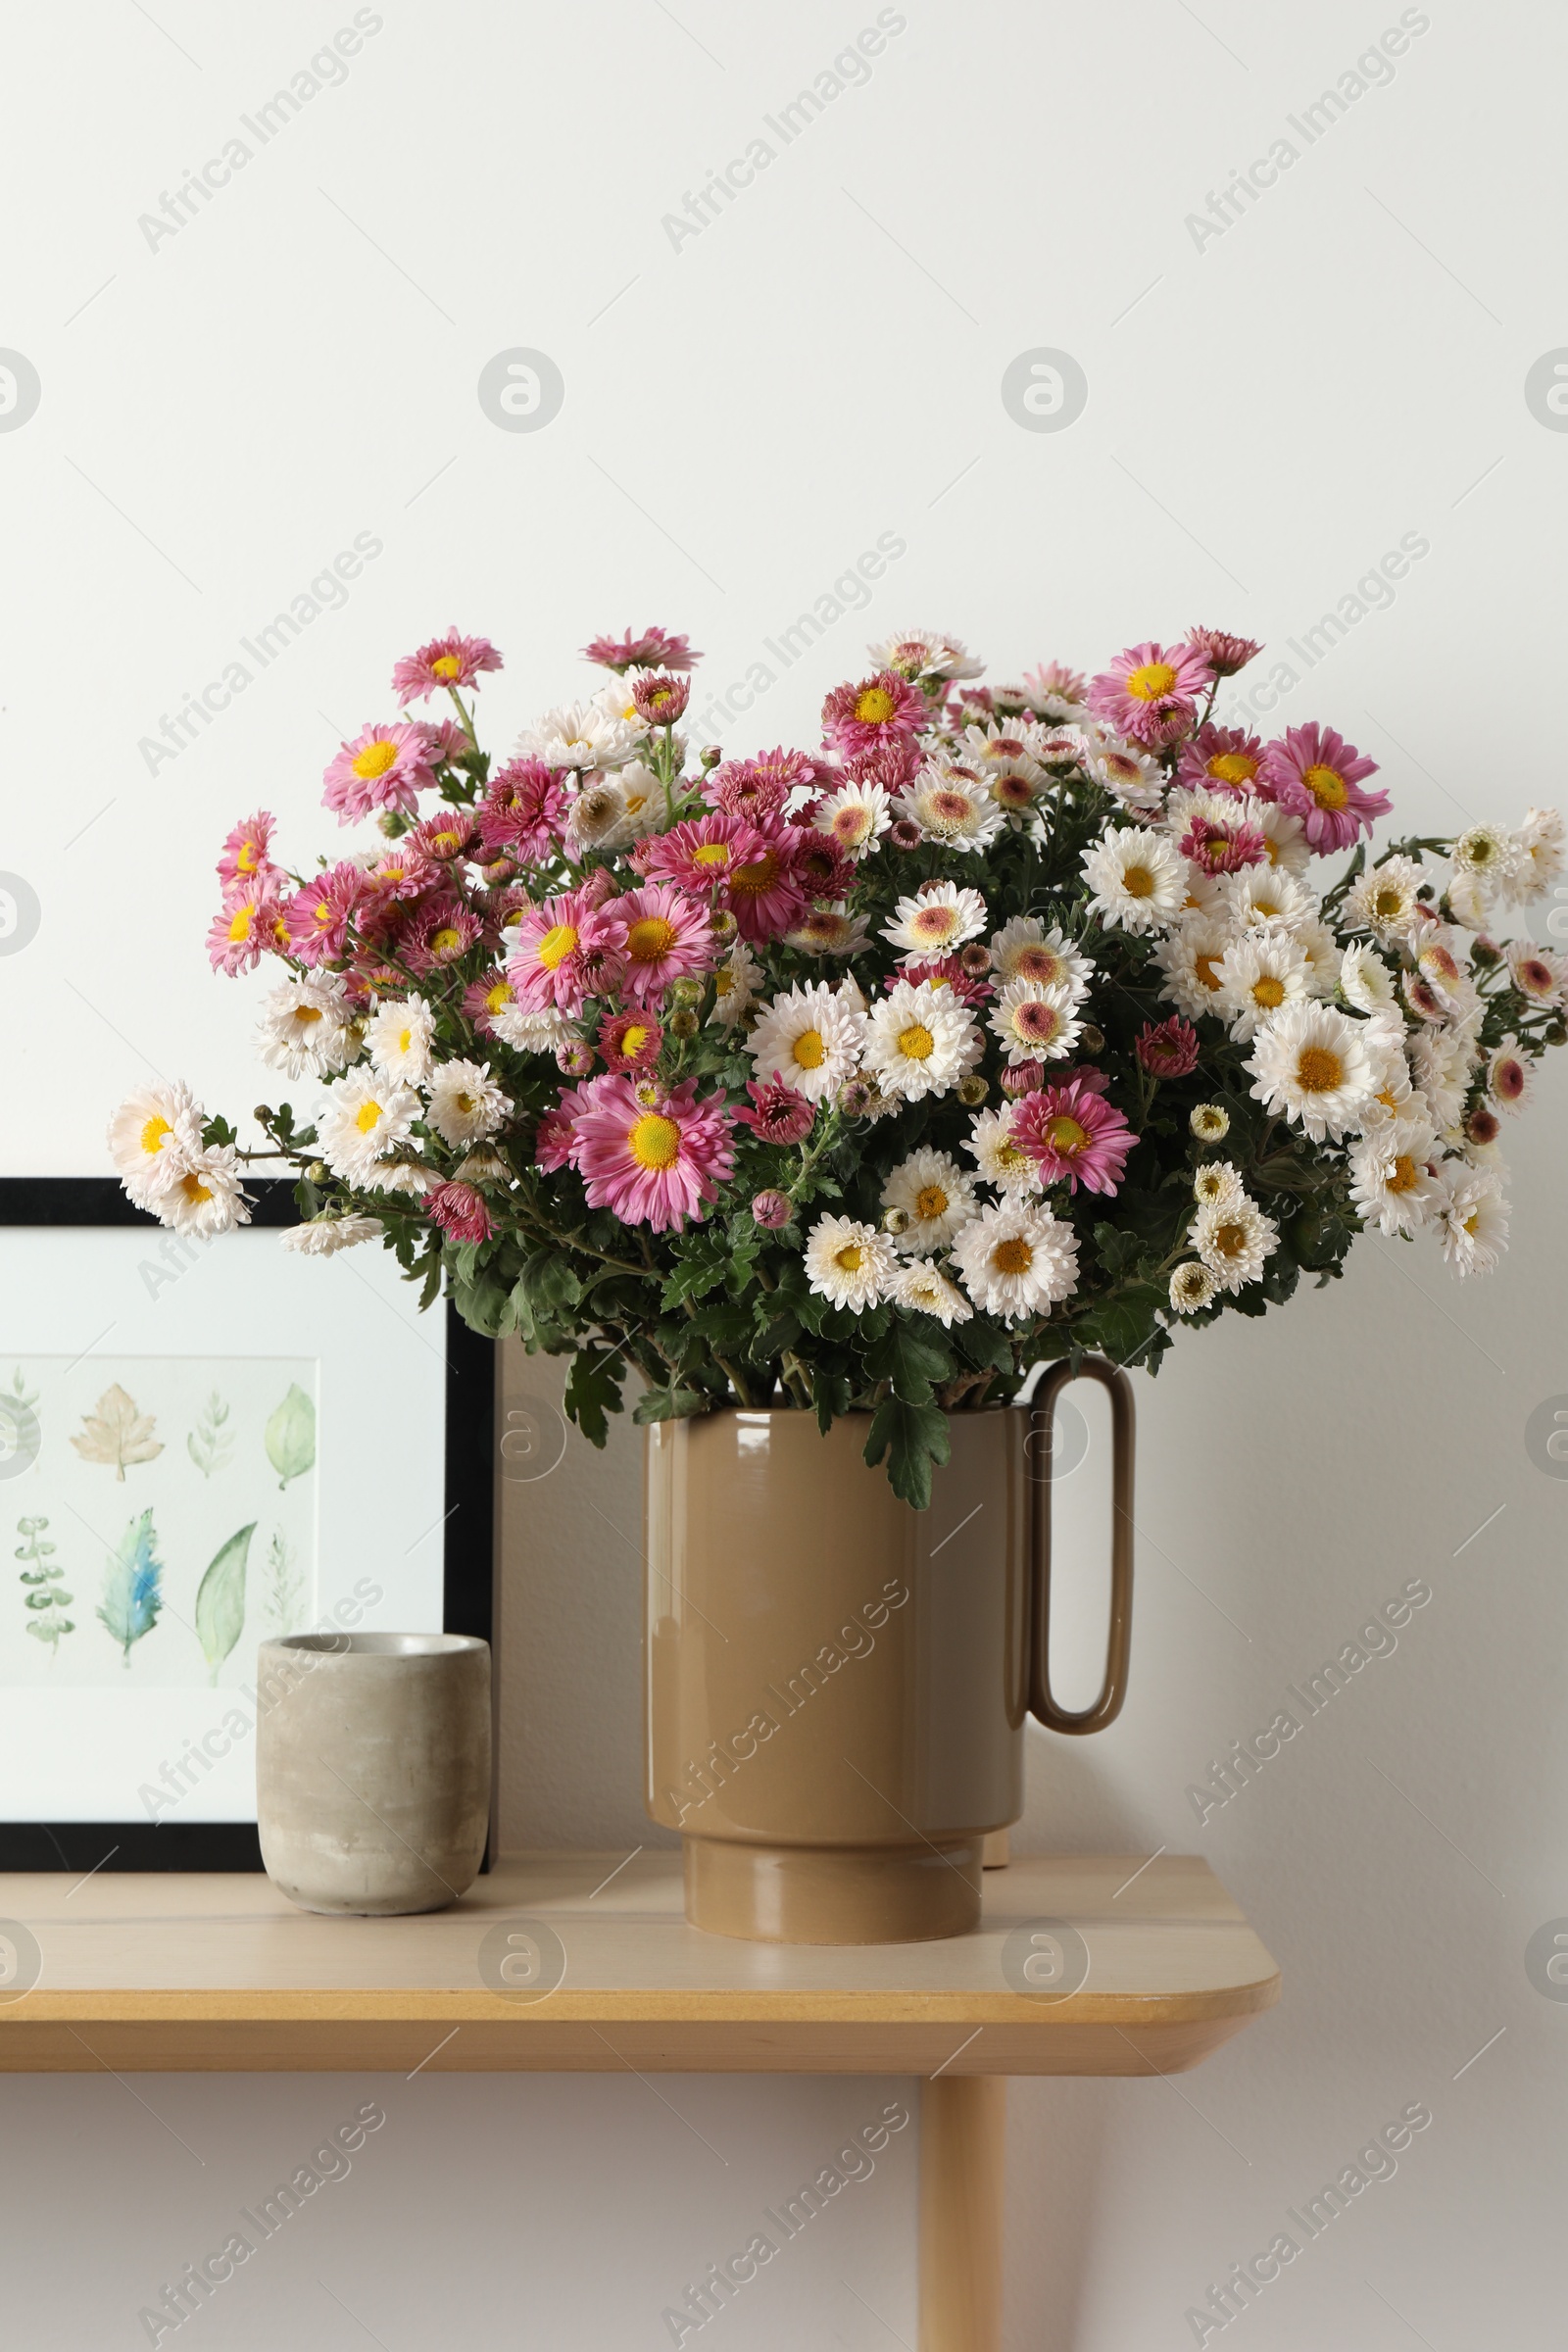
[
  {"left": 408, "top": 808, "right": 479, "bottom": 863},
  {"left": 508, "top": 888, "right": 629, "bottom": 1014},
  {"left": 844, "top": 735, "right": 924, "bottom": 792},
  {"left": 413, "top": 716, "right": 470, "bottom": 765},
  {"left": 218, "top": 810, "right": 279, "bottom": 898},
  {"left": 1135, "top": 1017, "right": 1200, "bottom": 1078},
  {"left": 285, "top": 864, "right": 363, "bottom": 964},
  {"left": 599, "top": 1010, "right": 664, "bottom": 1073},
  {"left": 704, "top": 746, "right": 822, "bottom": 821},
  {"left": 476, "top": 760, "right": 568, "bottom": 862},
  {"left": 580, "top": 626, "right": 700, "bottom": 673},
  {"left": 207, "top": 878, "right": 282, "bottom": 975},
  {"left": 464, "top": 968, "right": 521, "bottom": 1038},
  {"left": 901, "top": 954, "right": 993, "bottom": 1007},
  {"left": 788, "top": 831, "right": 857, "bottom": 904},
  {"left": 724, "top": 834, "right": 808, "bottom": 944},
  {"left": 820, "top": 669, "right": 927, "bottom": 757},
  {"left": 363, "top": 847, "right": 433, "bottom": 903},
  {"left": 322, "top": 722, "right": 438, "bottom": 823},
  {"left": 1011, "top": 1078, "right": 1136, "bottom": 1197},
  {"left": 617, "top": 882, "right": 715, "bottom": 1004},
  {"left": 1259, "top": 723, "right": 1391, "bottom": 852},
  {"left": 737, "top": 1078, "right": 815, "bottom": 1144},
  {"left": 425, "top": 1181, "right": 494, "bottom": 1243},
  {"left": 1176, "top": 725, "right": 1268, "bottom": 798},
  {"left": 630, "top": 671, "right": 691, "bottom": 726},
  {"left": 1088, "top": 640, "right": 1214, "bottom": 748},
  {"left": 533, "top": 1078, "right": 605, "bottom": 1172},
  {"left": 1180, "top": 813, "right": 1268, "bottom": 875},
  {"left": 574, "top": 1075, "right": 735, "bottom": 1232},
  {"left": 392, "top": 629, "right": 504, "bottom": 706},
  {"left": 407, "top": 899, "right": 483, "bottom": 974},
  {"left": 1183, "top": 626, "right": 1262, "bottom": 678},
  {"left": 1021, "top": 660, "right": 1089, "bottom": 712},
  {"left": 640, "top": 812, "right": 763, "bottom": 898}
]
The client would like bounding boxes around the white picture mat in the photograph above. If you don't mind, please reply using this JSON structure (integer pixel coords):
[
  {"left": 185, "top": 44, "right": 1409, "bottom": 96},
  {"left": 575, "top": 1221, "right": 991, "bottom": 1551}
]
[{"left": 0, "top": 1223, "right": 451, "bottom": 1821}]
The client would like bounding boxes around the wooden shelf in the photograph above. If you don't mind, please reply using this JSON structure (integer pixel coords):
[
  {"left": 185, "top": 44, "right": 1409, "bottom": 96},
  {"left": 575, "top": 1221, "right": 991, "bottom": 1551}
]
[{"left": 0, "top": 1850, "right": 1278, "bottom": 2076}]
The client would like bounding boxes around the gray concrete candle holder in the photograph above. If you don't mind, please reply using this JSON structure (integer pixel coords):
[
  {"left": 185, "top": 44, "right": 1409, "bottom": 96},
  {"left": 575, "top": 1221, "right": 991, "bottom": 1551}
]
[{"left": 255, "top": 1632, "right": 491, "bottom": 1915}]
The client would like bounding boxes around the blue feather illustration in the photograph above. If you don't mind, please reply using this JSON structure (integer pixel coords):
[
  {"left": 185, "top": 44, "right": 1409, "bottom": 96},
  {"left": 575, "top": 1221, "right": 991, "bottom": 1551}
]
[{"left": 98, "top": 1508, "right": 164, "bottom": 1665}]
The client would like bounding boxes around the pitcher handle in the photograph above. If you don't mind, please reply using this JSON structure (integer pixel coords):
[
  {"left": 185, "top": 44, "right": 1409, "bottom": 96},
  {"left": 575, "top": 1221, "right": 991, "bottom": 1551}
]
[{"left": 1028, "top": 1357, "right": 1136, "bottom": 1735}]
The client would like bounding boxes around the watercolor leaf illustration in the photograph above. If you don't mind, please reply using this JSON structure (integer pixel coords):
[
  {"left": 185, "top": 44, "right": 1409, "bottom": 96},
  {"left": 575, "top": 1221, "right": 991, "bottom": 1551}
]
[
  {"left": 8, "top": 1367, "right": 39, "bottom": 1417},
  {"left": 71, "top": 1386, "right": 163, "bottom": 1482},
  {"left": 16, "top": 1515, "right": 74, "bottom": 1656},
  {"left": 98, "top": 1509, "right": 164, "bottom": 1664},
  {"left": 265, "top": 1384, "right": 316, "bottom": 1491},
  {"left": 263, "top": 1526, "right": 305, "bottom": 1631},
  {"left": 187, "top": 1391, "right": 234, "bottom": 1479},
  {"left": 195, "top": 1522, "right": 255, "bottom": 1685}
]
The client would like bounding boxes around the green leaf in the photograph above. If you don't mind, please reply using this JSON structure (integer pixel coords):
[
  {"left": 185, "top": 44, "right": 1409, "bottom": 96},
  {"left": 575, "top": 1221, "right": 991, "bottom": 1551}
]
[
  {"left": 1075, "top": 1282, "right": 1167, "bottom": 1368},
  {"left": 864, "top": 1321, "right": 954, "bottom": 1403},
  {"left": 264, "top": 1385, "right": 316, "bottom": 1491},
  {"left": 953, "top": 1315, "right": 1015, "bottom": 1376},
  {"left": 862, "top": 1396, "right": 951, "bottom": 1511},
  {"left": 195, "top": 1523, "right": 255, "bottom": 1686},
  {"left": 564, "top": 1345, "right": 627, "bottom": 1449},
  {"left": 632, "top": 1385, "right": 709, "bottom": 1426}
]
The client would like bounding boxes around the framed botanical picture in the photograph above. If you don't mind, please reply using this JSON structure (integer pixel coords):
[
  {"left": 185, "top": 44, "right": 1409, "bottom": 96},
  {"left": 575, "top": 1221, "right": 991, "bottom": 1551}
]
[{"left": 0, "top": 1179, "right": 494, "bottom": 1870}]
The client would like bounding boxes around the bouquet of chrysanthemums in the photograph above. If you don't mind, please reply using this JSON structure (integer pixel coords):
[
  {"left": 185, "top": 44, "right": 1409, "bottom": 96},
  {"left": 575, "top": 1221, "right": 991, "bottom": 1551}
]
[{"left": 112, "top": 621, "right": 1567, "bottom": 1503}]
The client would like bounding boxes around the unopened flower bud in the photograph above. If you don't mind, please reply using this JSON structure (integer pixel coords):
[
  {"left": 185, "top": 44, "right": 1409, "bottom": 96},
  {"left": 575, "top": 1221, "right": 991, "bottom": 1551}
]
[
  {"left": 888, "top": 819, "right": 922, "bottom": 852},
  {"left": 1469, "top": 935, "right": 1502, "bottom": 968},
  {"left": 1078, "top": 1022, "right": 1105, "bottom": 1054},
  {"left": 1190, "top": 1102, "right": 1230, "bottom": 1141},
  {"left": 752, "top": 1189, "right": 792, "bottom": 1229},
  {"left": 670, "top": 976, "right": 704, "bottom": 1007},
  {"left": 557, "top": 1042, "right": 595, "bottom": 1077},
  {"left": 306, "top": 1161, "right": 327, "bottom": 1185},
  {"left": 1465, "top": 1104, "right": 1500, "bottom": 1147},
  {"left": 998, "top": 1063, "right": 1040, "bottom": 1098},
  {"left": 956, "top": 1073, "right": 988, "bottom": 1106},
  {"left": 959, "top": 943, "right": 993, "bottom": 978},
  {"left": 710, "top": 908, "right": 738, "bottom": 943},
  {"left": 838, "top": 1079, "right": 872, "bottom": 1116},
  {"left": 1545, "top": 1019, "right": 1568, "bottom": 1047},
  {"left": 669, "top": 1008, "right": 699, "bottom": 1038},
  {"left": 700, "top": 744, "right": 723, "bottom": 769},
  {"left": 882, "top": 1205, "right": 911, "bottom": 1236}
]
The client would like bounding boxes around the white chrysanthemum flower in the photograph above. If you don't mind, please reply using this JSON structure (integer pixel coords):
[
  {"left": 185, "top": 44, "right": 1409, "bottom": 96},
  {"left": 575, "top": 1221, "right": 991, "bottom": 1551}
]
[
  {"left": 961, "top": 717, "right": 1047, "bottom": 793},
  {"left": 1248, "top": 799, "right": 1311, "bottom": 877},
  {"left": 370, "top": 1161, "right": 434, "bottom": 1199},
  {"left": 107, "top": 1080, "right": 205, "bottom": 1207},
  {"left": 895, "top": 762, "right": 1005, "bottom": 851},
  {"left": 803, "top": 1214, "right": 897, "bottom": 1311},
  {"left": 591, "top": 678, "right": 656, "bottom": 735},
  {"left": 1450, "top": 823, "right": 1521, "bottom": 904},
  {"left": 1190, "top": 1195, "right": 1278, "bottom": 1292},
  {"left": 868, "top": 627, "right": 984, "bottom": 682},
  {"left": 988, "top": 979, "right": 1083, "bottom": 1065},
  {"left": 1348, "top": 1115, "right": 1439, "bottom": 1236},
  {"left": 964, "top": 1105, "right": 1042, "bottom": 1194},
  {"left": 749, "top": 981, "right": 865, "bottom": 1102},
  {"left": 1339, "top": 943, "right": 1397, "bottom": 1016},
  {"left": 157, "top": 1147, "right": 251, "bottom": 1238},
  {"left": 879, "top": 1148, "right": 979, "bottom": 1256},
  {"left": 1192, "top": 1159, "right": 1245, "bottom": 1208},
  {"left": 425, "top": 1057, "right": 507, "bottom": 1148},
  {"left": 1190, "top": 1102, "right": 1230, "bottom": 1141},
  {"left": 1215, "top": 932, "right": 1310, "bottom": 1042},
  {"left": 950, "top": 1199, "right": 1079, "bottom": 1322},
  {"left": 707, "top": 940, "right": 761, "bottom": 1028},
  {"left": 256, "top": 976, "right": 357, "bottom": 1081},
  {"left": 1293, "top": 917, "right": 1341, "bottom": 997},
  {"left": 319, "top": 1073, "right": 420, "bottom": 1183},
  {"left": 1345, "top": 855, "right": 1426, "bottom": 944},
  {"left": 1247, "top": 1002, "right": 1377, "bottom": 1142},
  {"left": 1359, "top": 1018, "right": 1417, "bottom": 1125},
  {"left": 564, "top": 775, "right": 645, "bottom": 853},
  {"left": 1168, "top": 1260, "right": 1219, "bottom": 1315},
  {"left": 515, "top": 700, "right": 641, "bottom": 770},
  {"left": 1081, "top": 826, "right": 1185, "bottom": 935},
  {"left": 836, "top": 970, "right": 868, "bottom": 1017},
  {"left": 1506, "top": 938, "right": 1568, "bottom": 1005},
  {"left": 1154, "top": 917, "right": 1232, "bottom": 1020},
  {"left": 785, "top": 905, "right": 871, "bottom": 957},
  {"left": 367, "top": 998, "right": 435, "bottom": 1086},
  {"left": 1487, "top": 1038, "right": 1533, "bottom": 1114},
  {"left": 1219, "top": 865, "right": 1314, "bottom": 934},
  {"left": 1507, "top": 807, "right": 1565, "bottom": 903},
  {"left": 1433, "top": 1164, "right": 1509, "bottom": 1276},
  {"left": 279, "top": 1214, "right": 381, "bottom": 1257},
  {"left": 814, "top": 779, "right": 892, "bottom": 860},
  {"left": 1407, "top": 1027, "right": 1471, "bottom": 1131},
  {"left": 882, "top": 880, "right": 990, "bottom": 958},
  {"left": 893, "top": 1258, "right": 974, "bottom": 1325},
  {"left": 986, "top": 916, "right": 1092, "bottom": 998},
  {"left": 862, "top": 978, "right": 981, "bottom": 1102},
  {"left": 1085, "top": 736, "right": 1164, "bottom": 810},
  {"left": 492, "top": 1004, "right": 573, "bottom": 1054}
]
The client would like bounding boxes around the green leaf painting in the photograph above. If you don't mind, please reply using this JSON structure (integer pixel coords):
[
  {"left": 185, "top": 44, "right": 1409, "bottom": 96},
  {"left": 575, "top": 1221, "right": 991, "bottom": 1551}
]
[
  {"left": 98, "top": 1509, "right": 164, "bottom": 1665},
  {"left": 262, "top": 1526, "right": 305, "bottom": 1632},
  {"left": 194, "top": 1522, "right": 255, "bottom": 1685},
  {"left": 187, "top": 1391, "right": 234, "bottom": 1479},
  {"left": 16, "top": 1515, "right": 74, "bottom": 1656},
  {"left": 264, "top": 1385, "right": 316, "bottom": 1491}
]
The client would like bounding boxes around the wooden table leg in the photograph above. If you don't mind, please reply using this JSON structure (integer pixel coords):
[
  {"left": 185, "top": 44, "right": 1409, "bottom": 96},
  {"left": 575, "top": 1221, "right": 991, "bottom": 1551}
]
[{"left": 919, "top": 2074, "right": 1004, "bottom": 2351}]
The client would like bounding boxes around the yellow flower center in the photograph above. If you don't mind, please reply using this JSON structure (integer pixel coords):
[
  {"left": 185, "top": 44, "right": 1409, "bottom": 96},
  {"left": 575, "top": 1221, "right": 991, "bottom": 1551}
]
[
  {"left": 1302, "top": 762, "right": 1348, "bottom": 810},
  {"left": 431, "top": 927, "right": 463, "bottom": 957},
  {"left": 731, "top": 854, "right": 778, "bottom": 897},
  {"left": 714, "top": 970, "right": 734, "bottom": 999},
  {"left": 431, "top": 654, "right": 463, "bottom": 679},
  {"left": 1045, "top": 1114, "right": 1088, "bottom": 1154},
  {"left": 536, "top": 922, "right": 579, "bottom": 970},
  {"left": 455, "top": 1091, "right": 476, "bottom": 1115},
  {"left": 352, "top": 739, "right": 400, "bottom": 781},
  {"left": 1194, "top": 954, "right": 1222, "bottom": 992},
  {"left": 913, "top": 906, "right": 953, "bottom": 937},
  {"left": 627, "top": 916, "right": 678, "bottom": 961},
  {"left": 1373, "top": 886, "right": 1402, "bottom": 918},
  {"left": 313, "top": 900, "right": 332, "bottom": 926},
  {"left": 1387, "top": 1154, "right": 1420, "bottom": 1195},
  {"left": 1125, "top": 662, "right": 1177, "bottom": 702},
  {"left": 898, "top": 1023, "right": 935, "bottom": 1060},
  {"left": 237, "top": 842, "right": 259, "bottom": 871},
  {"left": 1251, "top": 974, "right": 1286, "bottom": 1008},
  {"left": 296, "top": 1005, "right": 323, "bottom": 1027},
  {"left": 620, "top": 1023, "right": 652, "bottom": 1056},
  {"left": 1207, "top": 752, "right": 1257, "bottom": 786},
  {"left": 1121, "top": 863, "right": 1154, "bottom": 900},
  {"left": 792, "top": 1029, "right": 826, "bottom": 1069},
  {"left": 915, "top": 1184, "right": 949, "bottom": 1219},
  {"left": 995, "top": 1140, "right": 1027, "bottom": 1173},
  {"left": 690, "top": 843, "right": 731, "bottom": 867},
  {"left": 834, "top": 1243, "right": 864, "bottom": 1273},
  {"left": 628, "top": 1113, "right": 680, "bottom": 1170},
  {"left": 177, "top": 1173, "right": 213, "bottom": 1205},
  {"left": 1296, "top": 1046, "right": 1343, "bottom": 1093},
  {"left": 855, "top": 686, "right": 896, "bottom": 724},
  {"left": 139, "top": 1115, "right": 171, "bottom": 1155},
  {"left": 992, "top": 1236, "right": 1034, "bottom": 1275},
  {"left": 485, "top": 983, "right": 511, "bottom": 1015},
  {"left": 1462, "top": 1209, "right": 1480, "bottom": 1236},
  {"left": 227, "top": 906, "right": 253, "bottom": 943},
  {"left": 355, "top": 1101, "right": 383, "bottom": 1134},
  {"left": 1213, "top": 1220, "right": 1247, "bottom": 1258}
]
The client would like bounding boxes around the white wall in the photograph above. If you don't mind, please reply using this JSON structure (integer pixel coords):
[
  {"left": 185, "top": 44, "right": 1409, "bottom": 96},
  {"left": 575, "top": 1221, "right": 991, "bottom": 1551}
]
[{"left": 4, "top": 0, "right": 1566, "bottom": 2341}]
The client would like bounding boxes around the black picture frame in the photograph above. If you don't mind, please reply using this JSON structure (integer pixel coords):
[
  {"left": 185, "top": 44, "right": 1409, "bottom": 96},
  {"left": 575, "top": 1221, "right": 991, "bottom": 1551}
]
[{"left": 0, "top": 1177, "right": 495, "bottom": 1871}]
